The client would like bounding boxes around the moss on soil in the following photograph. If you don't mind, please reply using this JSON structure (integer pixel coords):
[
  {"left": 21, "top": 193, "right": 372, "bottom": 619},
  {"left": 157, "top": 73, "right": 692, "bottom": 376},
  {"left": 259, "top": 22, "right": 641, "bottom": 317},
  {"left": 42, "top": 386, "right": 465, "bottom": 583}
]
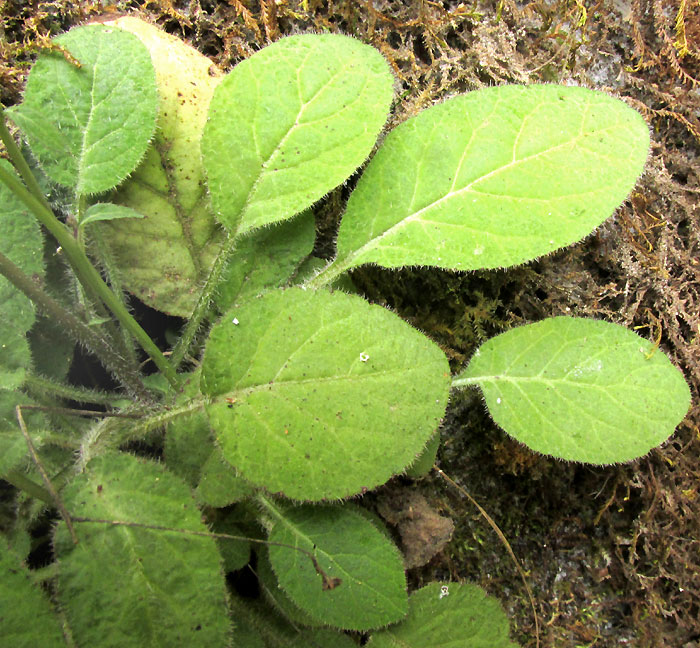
[{"left": 2, "top": 1, "right": 699, "bottom": 646}]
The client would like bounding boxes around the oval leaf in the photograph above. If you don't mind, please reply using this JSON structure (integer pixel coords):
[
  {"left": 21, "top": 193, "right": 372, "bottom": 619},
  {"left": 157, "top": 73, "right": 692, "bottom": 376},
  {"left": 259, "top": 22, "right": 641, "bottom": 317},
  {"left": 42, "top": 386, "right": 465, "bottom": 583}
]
[
  {"left": 202, "top": 33, "right": 394, "bottom": 234},
  {"left": 8, "top": 24, "right": 157, "bottom": 195},
  {"left": 0, "top": 536, "right": 65, "bottom": 647},
  {"left": 201, "top": 288, "right": 451, "bottom": 500},
  {"left": 267, "top": 505, "right": 408, "bottom": 630},
  {"left": 368, "top": 582, "right": 518, "bottom": 648},
  {"left": 332, "top": 84, "right": 649, "bottom": 273},
  {"left": 453, "top": 317, "right": 691, "bottom": 464},
  {"left": 54, "top": 452, "right": 230, "bottom": 647},
  {"left": 98, "top": 16, "right": 224, "bottom": 316}
]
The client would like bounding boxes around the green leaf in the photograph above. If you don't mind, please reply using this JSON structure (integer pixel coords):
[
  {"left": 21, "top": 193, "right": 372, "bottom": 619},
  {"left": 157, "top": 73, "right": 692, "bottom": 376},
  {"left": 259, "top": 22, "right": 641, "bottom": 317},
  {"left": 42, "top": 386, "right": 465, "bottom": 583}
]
[
  {"left": 332, "top": 85, "right": 649, "bottom": 274},
  {"left": 267, "top": 504, "right": 408, "bottom": 631},
  {"left": 8, "top": 24, "right": 157, "bottom": 195},
  {"left": 214, "top": 211, "right": 316, "bottom": 313},
  {"left": 209, "top": 513, "right": 251, "bottom": 573},
  {"left": 54, "top": 452, "right": 231, "bottom": 648},
  {"left": 0, "top": 536, "right": 65, "bottom": 647},
  {"left": 202, "top": 33, "right": 394, "bottom": 234},
  {"left": 256, "top": 548, "right": 322, "bottom": 628},
  {"left": 0, "top": 160, "right": 45, "bottom": 389},
  {"left": 201, "top": 288, "right": 450, "bottom": 500},
  {"left": 27, "top": 314, "right": 74, "bottom": 381},
  {"left": 80, "top": 203, "right": 144, "bottom": 229},
  {"left": 163, "top": 373, "right": 212, "bottom": 487},
  {"left": 195, "top": 449, "right": 254, "bottom": 507},
  {"left": 98, "top": 17, "right": 224, "bottom": 317},
  {"left": 404, "top": 431, "right": 440, "bottom": 479},
  {"left": 453, "top": 317, "right": 691, "bottom": 464},
  {"left": 368, "top": 582, "right": 518, "bottom": 648},
  {"left": 0, "top": 391, "right": 49, "bottom": 477}
]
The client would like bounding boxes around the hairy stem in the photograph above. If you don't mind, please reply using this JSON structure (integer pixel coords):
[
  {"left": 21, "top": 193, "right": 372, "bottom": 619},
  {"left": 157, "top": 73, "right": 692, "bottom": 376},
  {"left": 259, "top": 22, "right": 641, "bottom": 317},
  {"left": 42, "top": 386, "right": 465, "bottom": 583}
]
[
  {"left": 0, "top": 105, "right": 53, "bottom": 213},
  {"left": 24, "top": 374, "right": 123, "bottom": 406},
  {"left": 301, "top": 255, "right": 353, "bottom": 290},
  {"left": 170, "top": 233, "right": 237, "bottom": 368},
  {"left": 0, "top": 250, "right": 152, "bottom": 400},
  {"left": 17, "top": 405, "right": 78, "bottom": 544},
  {"left": 76, "top": 399, "right": 206, "bottom": 471},
  {"left": 0, "top": 163, "right": 180, "bottom": 389}
]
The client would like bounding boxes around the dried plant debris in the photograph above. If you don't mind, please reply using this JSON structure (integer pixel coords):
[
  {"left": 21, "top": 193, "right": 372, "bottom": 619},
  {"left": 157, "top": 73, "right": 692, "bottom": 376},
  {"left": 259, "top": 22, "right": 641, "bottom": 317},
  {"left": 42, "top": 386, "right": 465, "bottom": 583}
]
[{"left": 376, "top": 488, "right": 455, "bottom": 569}]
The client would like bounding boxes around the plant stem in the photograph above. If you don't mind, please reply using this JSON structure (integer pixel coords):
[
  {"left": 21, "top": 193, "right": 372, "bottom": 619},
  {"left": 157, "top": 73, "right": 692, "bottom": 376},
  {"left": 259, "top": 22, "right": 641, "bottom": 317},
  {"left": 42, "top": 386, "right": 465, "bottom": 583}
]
[
  {"left": 17, "top": 405, "right": 78, "bottom": 544},
  {"left": 450, "top": 375, "right": 480, "bottom": 389},
  {"left": 301, "top": 255, "right": 353, "bottom": 290},
  {"left": 24, "top": 374, "right": 122, "bottom": 406},
  {"left": 76, "top": 398, "right": 206, "bottom": 470},
  {"left": 3, "top": 469, "right": 53, "bottom": 504},
  {"left": 170, "top": 233, "right": 237, "bottom": 368},
  {"left": 0, "top": 105, "right": 53, "bottom": 213},
  {"left": 0, "top": 164, "right": 180, "bottom": 389},
  {"left": 0, "top": 250, "right": 152, "bottom": 400}
]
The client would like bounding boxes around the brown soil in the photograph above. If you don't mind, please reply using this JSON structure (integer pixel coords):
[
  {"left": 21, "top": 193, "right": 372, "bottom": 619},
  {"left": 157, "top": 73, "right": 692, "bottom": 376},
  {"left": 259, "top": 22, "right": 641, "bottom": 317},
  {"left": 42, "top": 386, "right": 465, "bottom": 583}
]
[{"left": 2, "top": 1, "right": 698, "bottom": 646}]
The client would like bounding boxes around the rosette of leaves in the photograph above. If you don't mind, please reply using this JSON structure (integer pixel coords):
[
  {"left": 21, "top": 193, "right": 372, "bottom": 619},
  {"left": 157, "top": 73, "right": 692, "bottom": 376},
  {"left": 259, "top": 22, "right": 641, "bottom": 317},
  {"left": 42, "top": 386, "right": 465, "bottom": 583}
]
[{"left": 0, "top": 17, "right": 691, "bottom": 648}]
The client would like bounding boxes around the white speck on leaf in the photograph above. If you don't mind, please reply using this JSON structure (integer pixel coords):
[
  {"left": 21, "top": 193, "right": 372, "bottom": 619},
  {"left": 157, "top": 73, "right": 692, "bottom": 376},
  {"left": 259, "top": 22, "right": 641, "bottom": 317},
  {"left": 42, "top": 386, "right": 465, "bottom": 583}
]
[
  {"left": 496, "top": 397, "right": 502, "bottom": 404},
  {"left": 359, "top": 352, "right": 369, "bottom": 362},
  {"left": 232, "top": 317, "right": 239, "bottom": 325}
]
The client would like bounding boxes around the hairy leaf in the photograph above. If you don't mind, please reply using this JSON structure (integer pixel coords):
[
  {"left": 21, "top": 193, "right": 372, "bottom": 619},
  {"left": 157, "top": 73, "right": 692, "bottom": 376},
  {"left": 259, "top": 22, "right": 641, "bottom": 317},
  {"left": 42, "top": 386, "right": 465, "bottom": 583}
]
[
  {"left": 195, "top": 449, "right": 254, "bottom": 507},
  {"left": 8, "top": 25, "right": 157, "bottom": 195},
  {"left": 268, "top": 505, "right": 408, "bottom": 630},
  {"left": 256, "top": 548, "right": 322, "bottom": 628},
  {"left": 332, "top": 85, "right": 649, "bottom": 273},
  {"left": 453, "top": 317, "right": 691, "bottom": 463},
  {"left": 209, "top": 514, "right": 250, "bottom": 573},
  {"left": 98, "top": 16, "right": 224, "bottom": 316},
  {"left": 214, "top": 211, "right": 316, "bottom": 313},
  {"left": 80, "top": 203, "right": 144, "bottom": 229},
  {"left": 201, "top": 288, "right": 450, "bottom": 500},
  {"left": 0, "top": 391, "right": 49, "bottom": 477},
  {"left": 54, "top": 452, "right": 230, "bottom": 647},
  {"left": 0, "top": 160, "right": 45, "bottom": 389},
  {"left": 202, "top": 33, "right": 394, "bottom": 234},
  {"left": 368, "top": 582, "right": 518, "bottom": 648},
  {"left": 0, "top": 536, "right": 65, "bottom": 647}
]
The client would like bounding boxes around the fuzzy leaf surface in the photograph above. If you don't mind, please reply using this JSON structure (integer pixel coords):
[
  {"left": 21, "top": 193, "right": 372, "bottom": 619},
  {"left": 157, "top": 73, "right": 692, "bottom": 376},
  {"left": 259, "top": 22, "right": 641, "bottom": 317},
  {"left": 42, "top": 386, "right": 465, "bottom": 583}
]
[
  {"left": 368, "top": 582, "right": 518, "bottom": 648},
  {"left": 8, "top": 25, "right": 157, "bottom": 195},
  {"left": 256, "top": 548, "right": 322, "bottom": 628},
  {"left": 268, "top": 505, "right": 408, "bottom": 630},
  {"left": 80, "top": 203, "right": 144, "bottom": 229},
  {"left": 333, "top": 85, "right": 649, "bottom": 273},
  {"left": 0, "top": 391, "right": 49, "bottom": 476},
  {"left": 54, "top": 452, "right": 230, "bottom": 647},
  {"left": 214, "top": 211, "right": 316, "bottom": 313},
  {"left": 0, "top": 160, "right": 45, "bottom": 389},
  {"left": 195, "top": 449, "right": 254, "bottom": 507},
  {"left": 454, "top": 317, "right": 691, "bottom": 463},
  {"left": 0, "top": 536, "right": 65, "bottom": 647},
  {"left": 202, "top": 33, "right": 394, "bottom": 234},
  {"left": 99, "top": 17, "right": 223, "bottom": 316},
  {"left": 201, "top": 288, "right": 450, "bottom": 500}
]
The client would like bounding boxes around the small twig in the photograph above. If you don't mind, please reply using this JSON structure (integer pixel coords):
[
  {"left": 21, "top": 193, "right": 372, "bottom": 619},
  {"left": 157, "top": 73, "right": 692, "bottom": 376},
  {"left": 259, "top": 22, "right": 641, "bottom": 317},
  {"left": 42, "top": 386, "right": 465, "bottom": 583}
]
[
  {"left": 435, "top": 465, "right": 540, "bottom": 648},
  {"left": 16, "top": 406, "right": 78, "bottom": 545}
]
